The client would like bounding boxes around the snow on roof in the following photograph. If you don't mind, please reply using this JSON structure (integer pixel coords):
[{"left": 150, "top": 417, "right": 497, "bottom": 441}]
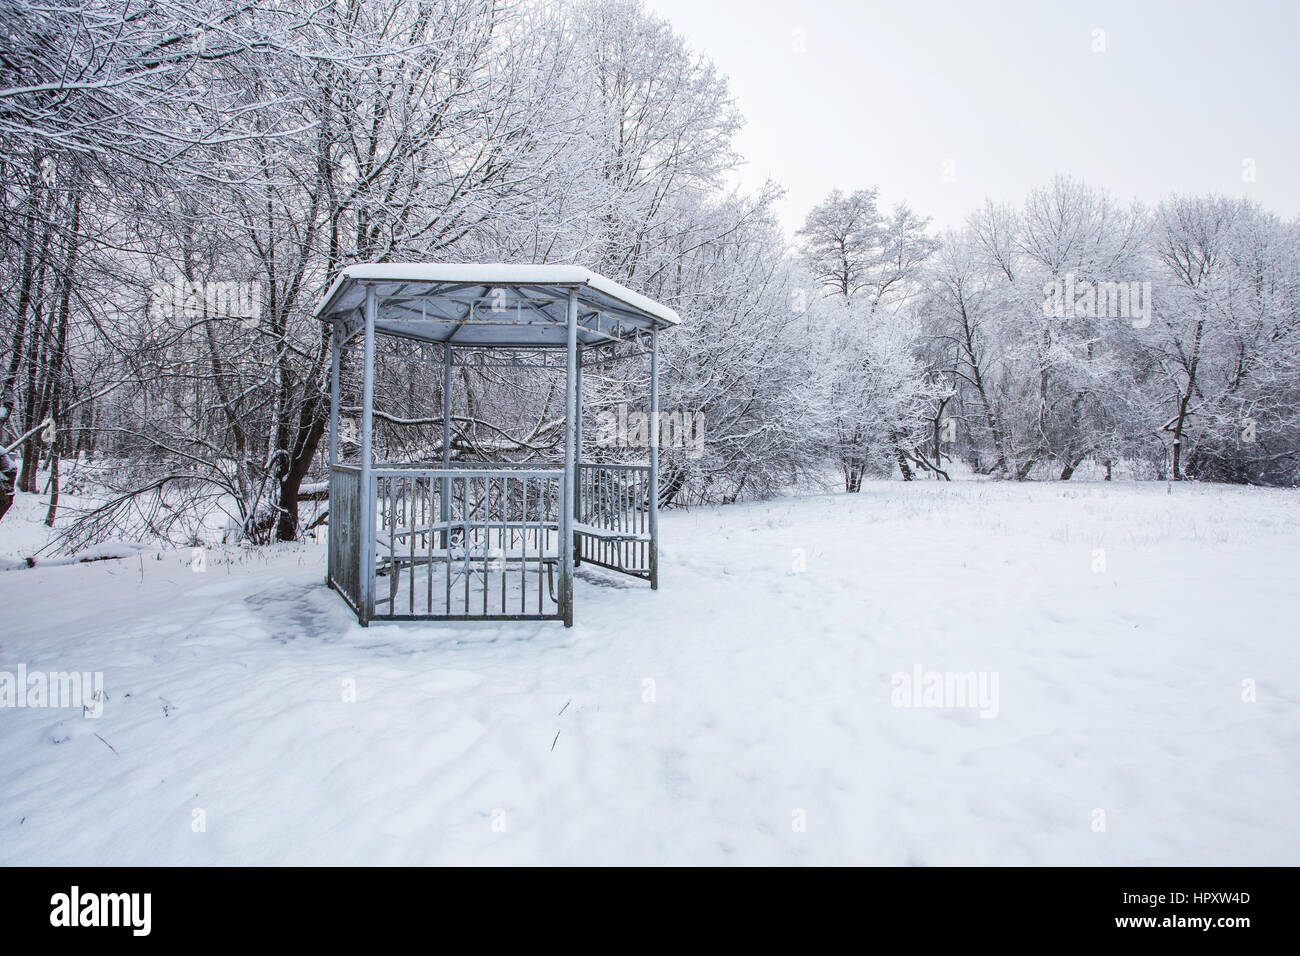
[{"left": 314, "top": 263, "right": 680, "bottom": 326}]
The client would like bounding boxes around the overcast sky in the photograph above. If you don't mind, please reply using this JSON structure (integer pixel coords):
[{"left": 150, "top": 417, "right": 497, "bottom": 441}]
[{"left": 642, "top": 0, "right": 1300, "bottom": 238}]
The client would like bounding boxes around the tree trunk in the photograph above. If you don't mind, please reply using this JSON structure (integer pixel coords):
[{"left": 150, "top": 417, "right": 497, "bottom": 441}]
[
  {"left": 894, "top": 445, "right": 914, "bottom": 481},
  {"left": 17, "top": 220, "right": 54, "bottom": 494},
  {"left": 43, "top": 449, "right": 59, "bottom": 526},
  {"left": 3, "top": 171, "right": 41, "bottom": 457},
  {"left": 1170, "top": 319, "right": 1205, "bottom": 482},
  {"left": 274, "top": 335, "right": 332, "bottom": 542},
  {"left": 961, "top": 308, "right": 1009, "bottom": 476},
  {"left": 39, "top": 187, "right": 78, "bottom": 526},
  {"left": 275, "top": 403, "right": 327, "bottom": 541},
  {"left": 0, "top": 452, "right": 15, "bottom": 522}
]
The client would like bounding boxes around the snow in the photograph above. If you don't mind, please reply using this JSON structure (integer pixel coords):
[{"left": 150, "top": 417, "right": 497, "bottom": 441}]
[
  {"left": 0, "top": 493, "right": 155, "bottom": 571},
  {"left": 1, "top": 481, "right": 1298, "bottom": 865},
  {"left": 0, "top": 540, "right": 152, "bottom": 572},
  {"left": 314, "top": 262, "right": 682, "bottom": 326}
]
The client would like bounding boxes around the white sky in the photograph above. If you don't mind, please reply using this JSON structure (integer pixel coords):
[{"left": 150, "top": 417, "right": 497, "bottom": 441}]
[{"left": 642, "top": 0, "right": 1300, "bottom": 237}]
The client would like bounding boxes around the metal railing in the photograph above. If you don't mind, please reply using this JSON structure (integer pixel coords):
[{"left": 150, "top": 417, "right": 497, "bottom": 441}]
[
  {"left": 575, "top": 462, "right": 654, "bottom": 582},
  {"left": 327, "top": 465, "right": 363, "bottom": 613},
  {"left": 329, "top": 461, "right": 655, "bottom": 624},
  {"left": 371, "top": 467, "right": 565, "bottom": 621}
]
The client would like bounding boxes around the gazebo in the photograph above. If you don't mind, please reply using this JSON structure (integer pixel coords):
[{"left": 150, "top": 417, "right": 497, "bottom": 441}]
[{"left": 314, "top": 264, "right": 679, "bottom": 627}]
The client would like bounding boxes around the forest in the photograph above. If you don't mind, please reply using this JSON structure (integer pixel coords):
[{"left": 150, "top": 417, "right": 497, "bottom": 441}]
[{"left": 3, "top": 0, "right": 1297, "bottom": 550}]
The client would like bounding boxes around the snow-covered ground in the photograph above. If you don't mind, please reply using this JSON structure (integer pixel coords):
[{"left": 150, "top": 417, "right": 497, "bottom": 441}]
[{"left": 1, "top": 481, "right": 1297, "bottom": 865}]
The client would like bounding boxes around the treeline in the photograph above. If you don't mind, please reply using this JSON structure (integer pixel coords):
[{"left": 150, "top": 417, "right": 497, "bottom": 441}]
[
  {"left": 1, "top": 0, "right": 1296, "bottom": 551},
  {"left": 794, "top": 182, "right": 1300, "bottom": 489},
  {"left": 0, "top": 0, "right": 806, "bottom": 544}
]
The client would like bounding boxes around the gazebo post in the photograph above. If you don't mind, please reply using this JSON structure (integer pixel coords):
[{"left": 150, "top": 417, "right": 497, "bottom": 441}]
[
  {"left": 649, "top": 328, "right": 659, "bottom": 590},
  {"left": 573, "top": 343, "right": 583, "bottom": 567},
  {"left": 326, "top": 323, "right": 340, "bottom": 585},
  {"left": 358, "top": 284, "right": 377, "bottom": 626},
  {"left": 328, "top": 324, "right": 341, "bottom": 467},
  {"left": 440, "top": 342, "right": 452, "bottom": 550},
  {"left": 560, "top": 289, "right": 578, "bottom": 626}
]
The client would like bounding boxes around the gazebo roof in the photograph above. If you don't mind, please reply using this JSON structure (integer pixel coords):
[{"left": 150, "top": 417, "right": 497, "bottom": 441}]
[{"left": 315, "top": 263, "right": 679, "bottom": 350}]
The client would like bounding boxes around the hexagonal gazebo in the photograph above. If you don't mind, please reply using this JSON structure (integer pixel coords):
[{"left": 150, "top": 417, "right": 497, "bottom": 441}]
[{"left": 314, "top": 264, "right": 679, "bottom": 627}]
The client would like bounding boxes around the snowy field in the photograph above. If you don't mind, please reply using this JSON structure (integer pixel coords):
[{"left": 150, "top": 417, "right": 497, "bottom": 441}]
[{"left": 1, "top": 481, "right": 1298, "bottom": 866}]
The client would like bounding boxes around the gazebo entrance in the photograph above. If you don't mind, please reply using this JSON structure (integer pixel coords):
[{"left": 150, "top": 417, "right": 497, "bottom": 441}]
[{"left": 314, "top": 265, "right": 678, "bottom": 627}]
